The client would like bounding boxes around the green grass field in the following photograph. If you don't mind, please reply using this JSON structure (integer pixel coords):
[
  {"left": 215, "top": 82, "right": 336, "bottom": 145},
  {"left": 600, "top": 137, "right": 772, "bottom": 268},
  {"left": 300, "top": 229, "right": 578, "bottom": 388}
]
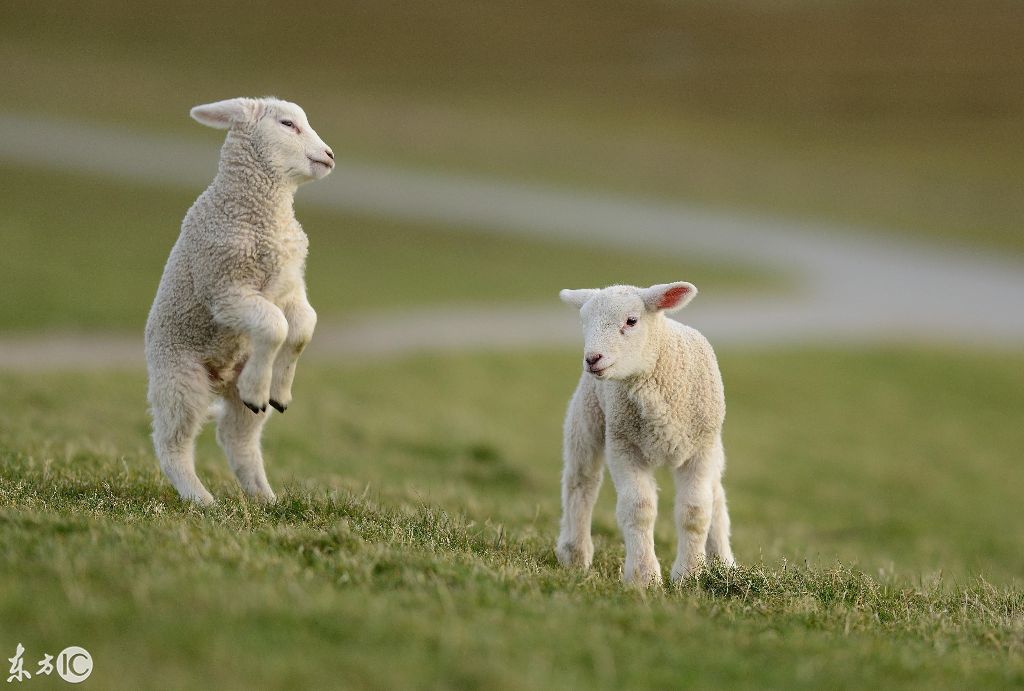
[
  {"left": 2, "top": 349, "right": 1022, "bottom": 688},
  {"left": 0, "top": 164, "right": 770, "bottom": 332},
  {"left": 2, "top": 1, "right": 1022, "bottom": 253}
]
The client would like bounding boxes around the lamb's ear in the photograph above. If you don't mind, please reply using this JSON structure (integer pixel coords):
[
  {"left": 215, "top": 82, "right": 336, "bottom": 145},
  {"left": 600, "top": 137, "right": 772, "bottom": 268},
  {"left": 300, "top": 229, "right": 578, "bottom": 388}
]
[
  {"left": 641, "top": 282, "right": 697, "bottom": 313},
  {"left": 559, "top": 288, "right": 597, "bottom": 309},
  {"left": 190, "top": 98, "right": 259, "bottom": 129}
]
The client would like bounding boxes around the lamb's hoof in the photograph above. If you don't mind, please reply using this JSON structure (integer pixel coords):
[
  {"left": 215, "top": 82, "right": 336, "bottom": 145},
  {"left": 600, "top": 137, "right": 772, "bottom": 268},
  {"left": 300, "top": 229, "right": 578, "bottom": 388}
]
[
  {"left": 556, "top": 539, "right": 594, "bottom": 570},
  {"left": 670, "top": 559, "right": 705, "bottom": 584},
  {"left": 182, "top": 489, "right": 215, "bottom": 506},
  {"left": 245, "top": 488, "right": 277, "bottom": 503},
  {"left": 243, "top": 401, "right": 265, "bottom": 414},
  {"left": 269, "top": 399, "right": 287, "bottom": 413},
  {"left": 625, "top": 559, "right": 664, "bottom": 589}
]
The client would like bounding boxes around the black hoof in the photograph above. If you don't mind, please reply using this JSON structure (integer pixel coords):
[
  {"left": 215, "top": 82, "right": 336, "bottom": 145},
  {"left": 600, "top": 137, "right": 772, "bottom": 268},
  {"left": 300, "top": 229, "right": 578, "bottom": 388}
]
[
  {"left": 269, "top": 399, "right": 287, "bottom": 413},
  {"left": 243, "top": 401, "right": 262, "bottom": 414}
]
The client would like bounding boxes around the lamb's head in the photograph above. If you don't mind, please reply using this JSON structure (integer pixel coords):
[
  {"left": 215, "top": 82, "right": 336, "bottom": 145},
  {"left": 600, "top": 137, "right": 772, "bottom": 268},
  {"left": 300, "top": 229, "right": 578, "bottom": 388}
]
[
  {"left": 560, "top": 282, "right": 696, "bottom": 380},
  {"left": 190, "top": 97, "right": 334, "bottom": 184}
]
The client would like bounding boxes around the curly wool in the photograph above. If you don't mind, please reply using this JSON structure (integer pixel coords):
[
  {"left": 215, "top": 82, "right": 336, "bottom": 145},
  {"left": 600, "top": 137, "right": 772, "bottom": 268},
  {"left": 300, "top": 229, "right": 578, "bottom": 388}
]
[
  {"left": 598, "top": 320, "right": 725, "bottom": 466},
  {"left": 145, "top": 128, "right": 306, "bottom": 378}
]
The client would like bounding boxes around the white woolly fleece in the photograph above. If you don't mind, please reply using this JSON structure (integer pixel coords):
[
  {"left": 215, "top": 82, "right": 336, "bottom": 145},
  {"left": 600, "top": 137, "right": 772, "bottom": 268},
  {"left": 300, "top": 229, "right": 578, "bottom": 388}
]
[
  {"left": 555, "top": 282, "right": 736, "bottom": 587},
  {"left": 145, "top": 97, "right": 333, "bottom": 505}
]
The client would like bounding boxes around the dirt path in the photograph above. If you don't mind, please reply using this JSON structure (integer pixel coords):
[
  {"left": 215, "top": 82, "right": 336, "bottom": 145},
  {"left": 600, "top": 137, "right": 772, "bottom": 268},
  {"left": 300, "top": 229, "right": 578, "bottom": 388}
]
[
  {"left": 2, "top": 112, "right": 1023, "bottom": 370},
  {"left": 1, "top": 295, "right": 1016, "bottom": 372}
]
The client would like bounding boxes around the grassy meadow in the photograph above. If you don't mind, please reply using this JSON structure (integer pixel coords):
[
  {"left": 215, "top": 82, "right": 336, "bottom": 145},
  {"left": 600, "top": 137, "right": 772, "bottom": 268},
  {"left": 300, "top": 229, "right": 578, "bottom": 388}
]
[{"left": 1, "top": 349, "right": 1023, "bottom": 688}]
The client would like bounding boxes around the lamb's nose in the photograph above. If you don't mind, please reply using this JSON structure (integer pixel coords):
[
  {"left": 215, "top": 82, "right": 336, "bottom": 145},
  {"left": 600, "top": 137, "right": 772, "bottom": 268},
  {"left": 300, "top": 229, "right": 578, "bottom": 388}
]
[
  {"left": 324, "top": 148, "right": 335, "bottom": 160},
  {"left": 585, "top": 353, "right": 602, "bottom": 366}
]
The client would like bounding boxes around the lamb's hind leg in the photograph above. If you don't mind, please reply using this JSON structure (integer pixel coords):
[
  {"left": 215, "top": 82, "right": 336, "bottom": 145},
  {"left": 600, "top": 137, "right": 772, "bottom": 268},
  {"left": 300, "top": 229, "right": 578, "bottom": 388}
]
[
  {"left": 149, "top": 359, "right": 215, "bottom": 505},
  {"left": 706, "top": 476, "right": 736, "bottom": 567},
  {"left": 216, "top": 385, "right": 275, "bottom": 501}
]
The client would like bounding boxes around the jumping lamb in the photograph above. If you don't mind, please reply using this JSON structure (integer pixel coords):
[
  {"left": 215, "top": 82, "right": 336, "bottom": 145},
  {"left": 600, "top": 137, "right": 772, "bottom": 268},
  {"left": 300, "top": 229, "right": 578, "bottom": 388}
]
[
  {"left": 145, "top": 97, "right": 334, "bottom": 504},
  {"left": 556, "top": 282, "right": 735, "bottom": 586}
]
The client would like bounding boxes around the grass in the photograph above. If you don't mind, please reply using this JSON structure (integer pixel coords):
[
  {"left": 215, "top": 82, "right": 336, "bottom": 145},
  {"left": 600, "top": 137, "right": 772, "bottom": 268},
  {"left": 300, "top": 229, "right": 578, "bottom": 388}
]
[
  {"left": 2, "top": 348, "right": 1022, "bottom": 688},
  {"left": 0, "top": 164, "right": 770, "bottom": 331},
  {"left": 2, "top": 1, "right": 1023, "bottom": 253}
]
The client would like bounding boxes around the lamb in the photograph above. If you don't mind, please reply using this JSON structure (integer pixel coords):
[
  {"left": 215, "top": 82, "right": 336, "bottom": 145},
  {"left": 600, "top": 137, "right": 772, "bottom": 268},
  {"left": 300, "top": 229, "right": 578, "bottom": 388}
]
[
  {"left": 144, "top": 97, "right": 334, "bottom": 505},
  {"left": 555, "top": 282, "right": 735, "bottom": 586}
]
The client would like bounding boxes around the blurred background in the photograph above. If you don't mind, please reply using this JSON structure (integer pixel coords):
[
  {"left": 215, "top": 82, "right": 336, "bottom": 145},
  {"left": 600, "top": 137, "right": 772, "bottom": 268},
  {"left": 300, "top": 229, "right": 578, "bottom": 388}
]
[
  {"left": 3, "top": 0, "right": 1024, "bottom": 332},
  {"left": 1, "top": 2, "right": 1023, "bottom": 687}
]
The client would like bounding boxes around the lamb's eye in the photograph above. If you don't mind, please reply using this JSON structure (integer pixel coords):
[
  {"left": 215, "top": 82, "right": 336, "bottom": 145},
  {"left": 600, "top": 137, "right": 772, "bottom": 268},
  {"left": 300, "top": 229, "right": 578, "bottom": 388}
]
[
  {"left": 625, "top": 317, "right": 638, "bottom": 327},
  {"left": 279, "top": 119, "right": 295, "bottom": 129}
]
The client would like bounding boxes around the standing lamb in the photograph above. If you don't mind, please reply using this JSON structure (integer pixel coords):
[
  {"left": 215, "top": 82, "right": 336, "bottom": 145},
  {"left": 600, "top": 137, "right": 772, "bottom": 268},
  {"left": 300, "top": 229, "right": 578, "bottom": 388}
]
[
  {"left": 556, "top": 282, "right": 735, "bottom": 586},
  {"left": 145, "top": 97, "right": 334, "bottom": 504}
]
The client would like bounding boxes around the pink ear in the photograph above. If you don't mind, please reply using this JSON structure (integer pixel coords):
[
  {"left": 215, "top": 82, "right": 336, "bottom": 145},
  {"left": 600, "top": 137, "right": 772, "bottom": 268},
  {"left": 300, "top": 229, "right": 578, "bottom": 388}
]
[
  {"left": 658, "top": 285, "right": 691, "bottom": 309},
  {"left": 642, "top": 282, "right": 697, "bottom": 312}
]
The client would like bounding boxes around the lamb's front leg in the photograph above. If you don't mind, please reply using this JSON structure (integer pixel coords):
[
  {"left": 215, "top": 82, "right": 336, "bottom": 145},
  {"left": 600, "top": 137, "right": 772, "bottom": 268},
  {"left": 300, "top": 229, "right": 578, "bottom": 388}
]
[
  {"left": 213, "top": 291, "right": 289, "bottom": 413},
  {"left": 671, "top": 441, "right": 721, "bottom": 582},
  {"left": 607, "top": 450, "right": 661, "bottom": 587},
  {"left": 268, "top": 296, "right": 317, "bottom": 413}
]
